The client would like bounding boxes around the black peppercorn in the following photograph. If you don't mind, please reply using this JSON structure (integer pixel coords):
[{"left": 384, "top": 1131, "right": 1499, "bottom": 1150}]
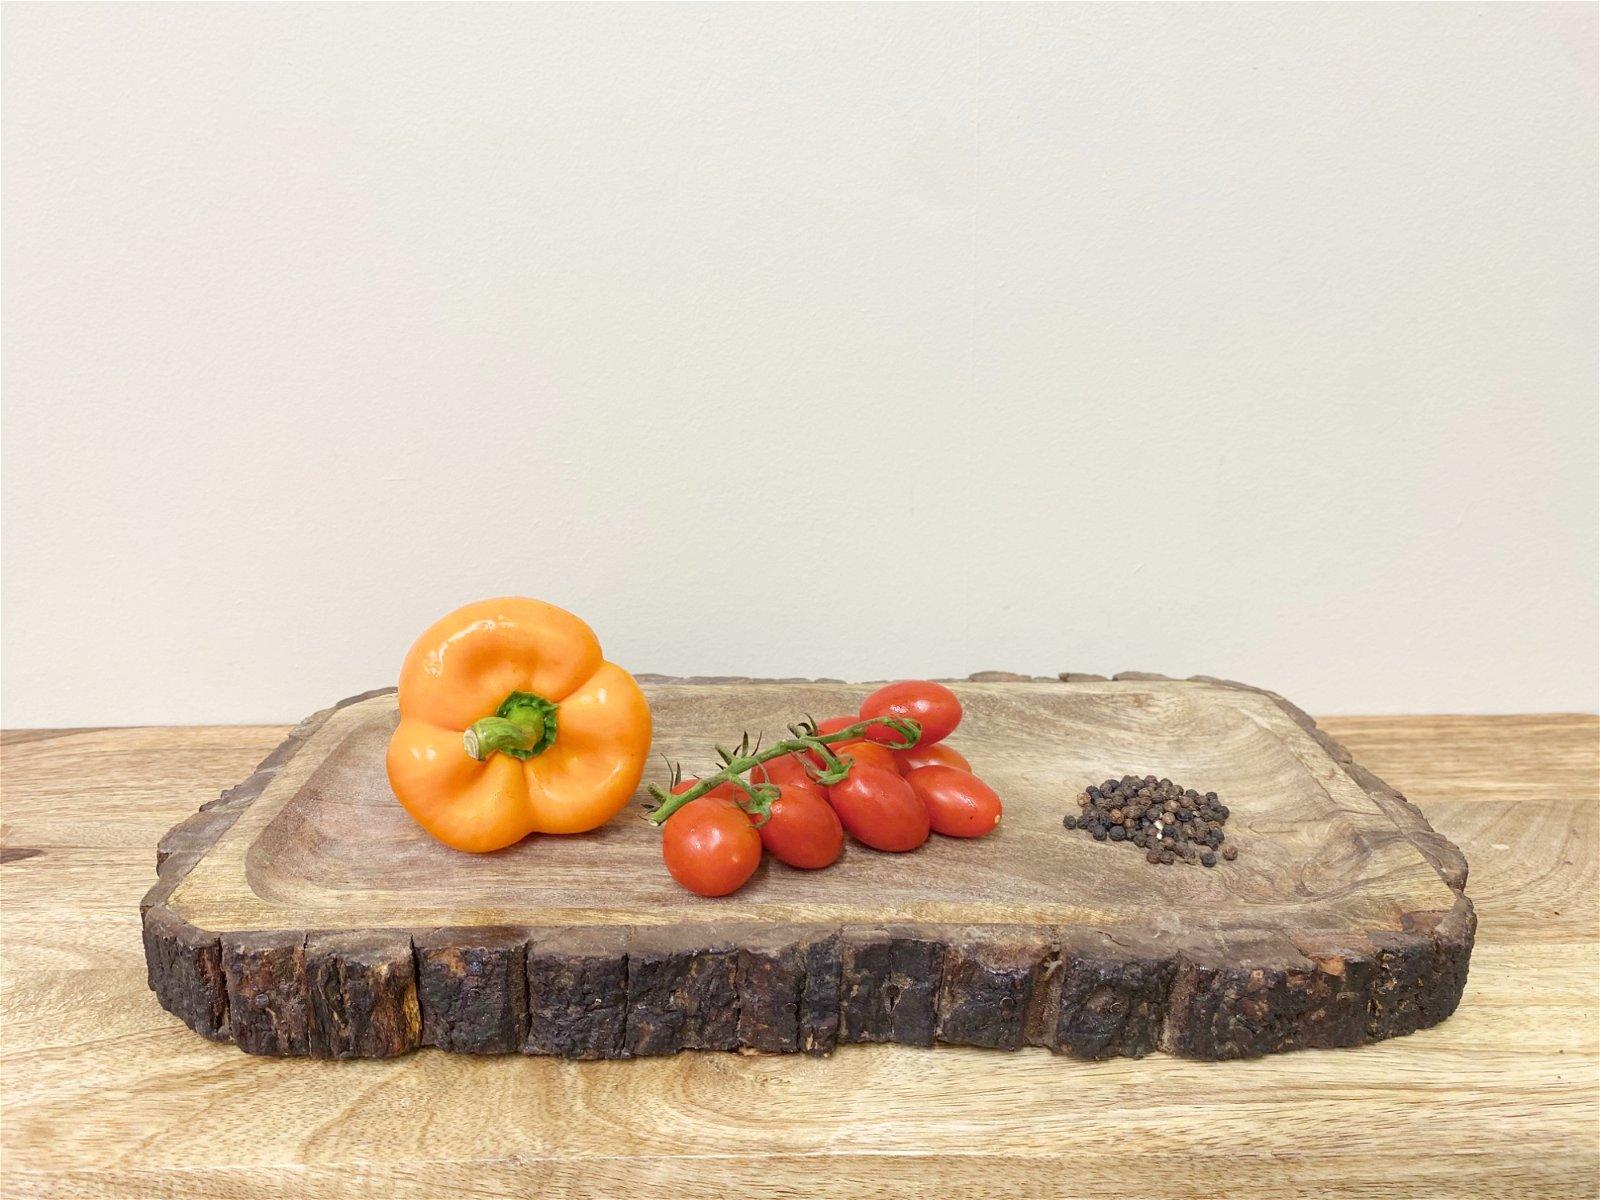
[{"left": 1064, "top": 775, "right": 1240, "bottom": 868}]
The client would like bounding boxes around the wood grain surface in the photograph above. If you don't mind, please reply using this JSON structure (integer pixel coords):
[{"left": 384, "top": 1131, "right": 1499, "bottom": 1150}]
[
  {"left": 148, "top": 679, "right": 1471, "bottom": 1061},
  {"left": 189, "top": 683, "right": 1460, "bottom": 927},
  {"left": 2, "top": 713, "right": 1595, "bottom": 1198}
]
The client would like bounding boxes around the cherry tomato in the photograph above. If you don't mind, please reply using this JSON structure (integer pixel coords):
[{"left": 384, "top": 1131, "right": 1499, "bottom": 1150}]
[
  {"left": 661, "top": 796, "right": 763, "bottom": 896},
  {"left": 750, "top": 752, "right": 827, "bottom": 801},
  {"left": 860, "top": 681, "right": 962, "bottom": 747},
  {"left": 893, "top": 742, "right": 973, "bottom": 775},
  {"left": 904, "top": 765, "right": 1001, "bottom": 838},
  {"left": 830, "top": 739, "right": 897, "bottom": 775},
  {"left": 827, "top": 764, "right": 930, "bottom": 852},
  {"left": 758, "top": 784, "right": 844, "bottom": 869}
]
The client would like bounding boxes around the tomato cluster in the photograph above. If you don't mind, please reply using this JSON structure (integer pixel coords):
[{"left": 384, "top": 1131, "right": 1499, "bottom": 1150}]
[{"left": 658, "top": 680, "right": 1002, "bottom": 898}]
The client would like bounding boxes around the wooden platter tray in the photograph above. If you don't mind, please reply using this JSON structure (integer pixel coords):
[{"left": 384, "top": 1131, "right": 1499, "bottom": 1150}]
[{"left": 142, "top": 674, "right": 1473, "bottom": 1061}]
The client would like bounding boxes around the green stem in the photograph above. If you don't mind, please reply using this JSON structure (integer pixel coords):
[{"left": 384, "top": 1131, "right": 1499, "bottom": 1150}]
[
  {"left": 464, "top": 691, "right": 559, "bottom": 761},
  {"left": 464, "top": 713, "right": 543, "bottom": 759},
  {"left": 645, "top": 715, "right": 920, "bottom": 826}
]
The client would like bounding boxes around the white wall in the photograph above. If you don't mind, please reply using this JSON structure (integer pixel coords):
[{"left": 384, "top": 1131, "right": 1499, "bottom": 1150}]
[{"left": 3, "top": 3, "right": 1595, "bottom": 727}]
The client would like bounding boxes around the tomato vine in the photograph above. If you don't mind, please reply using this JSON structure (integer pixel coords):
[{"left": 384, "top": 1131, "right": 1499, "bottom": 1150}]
[{"left": 645, "top": 714, "right": 921, "bottom": 827}]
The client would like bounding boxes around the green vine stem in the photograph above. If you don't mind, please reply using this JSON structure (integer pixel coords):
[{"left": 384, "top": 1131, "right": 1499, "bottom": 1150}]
[{"left": 645, "top": 714, "right": 921, "bottom": 827}]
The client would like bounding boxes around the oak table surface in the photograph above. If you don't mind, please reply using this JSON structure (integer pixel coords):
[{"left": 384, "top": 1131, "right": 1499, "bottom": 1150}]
[{"left": 1, "top": 714, "right": 1595, "bottom": 1199}]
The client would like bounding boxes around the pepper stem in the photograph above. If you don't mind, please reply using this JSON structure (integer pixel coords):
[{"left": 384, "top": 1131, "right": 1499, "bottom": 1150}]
[{"left": 464, "top": 691, "right": 559, "bottom": 761}]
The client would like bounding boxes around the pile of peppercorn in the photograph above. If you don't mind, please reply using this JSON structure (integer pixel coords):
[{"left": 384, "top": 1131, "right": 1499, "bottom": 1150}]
[{"left": 1064, "top": 775, "right": 1239, "bottom": 868}]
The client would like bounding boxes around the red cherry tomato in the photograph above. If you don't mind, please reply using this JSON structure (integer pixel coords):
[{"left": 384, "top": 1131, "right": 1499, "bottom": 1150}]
[
  {"left": 830, "top": 739, "right": 897, "bottom": 775},
  {"left": 758, "top": 784, "right": 844, "bottom": 869},
  {"left": 893, "top": 742, "right": 973, "bottom": 775},
  {"left": 827, "top": 765, "right": 930, "bottom": 852},
  {"left": 860, "top": 681, "right": 962, "bottom": 747},
  {"left": 904, "top": 765, "right": 1001, "bottom": 838},
  {"left": 661, "top": 796, "right": 763, "bottom": 896},
  {"left": 750, "top": 752, "right": 827, "bottom": 801}
]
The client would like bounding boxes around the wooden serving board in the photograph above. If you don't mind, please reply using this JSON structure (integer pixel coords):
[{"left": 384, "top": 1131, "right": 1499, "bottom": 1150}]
[{"left": 142, "top": 675, "right": 1474, "bottom": 1062}]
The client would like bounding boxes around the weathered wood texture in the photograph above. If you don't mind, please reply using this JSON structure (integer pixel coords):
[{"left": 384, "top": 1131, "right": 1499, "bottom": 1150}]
[
  {"left": 1, "top": 713, "right": 1594, "bottom": 1199},
  {"left": 138, "top": 677, "right": 1475, "bottom": 1062}
]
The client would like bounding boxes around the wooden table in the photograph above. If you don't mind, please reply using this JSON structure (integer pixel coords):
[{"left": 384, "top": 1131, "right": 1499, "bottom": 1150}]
[{"left": 2, "top": 715, "right": 1595, "bottom": 1199}]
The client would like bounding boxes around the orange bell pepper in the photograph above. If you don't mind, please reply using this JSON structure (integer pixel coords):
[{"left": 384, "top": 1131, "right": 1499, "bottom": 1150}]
[{"left": 385, "top": 597, "right": 652, "bottom": 852}]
